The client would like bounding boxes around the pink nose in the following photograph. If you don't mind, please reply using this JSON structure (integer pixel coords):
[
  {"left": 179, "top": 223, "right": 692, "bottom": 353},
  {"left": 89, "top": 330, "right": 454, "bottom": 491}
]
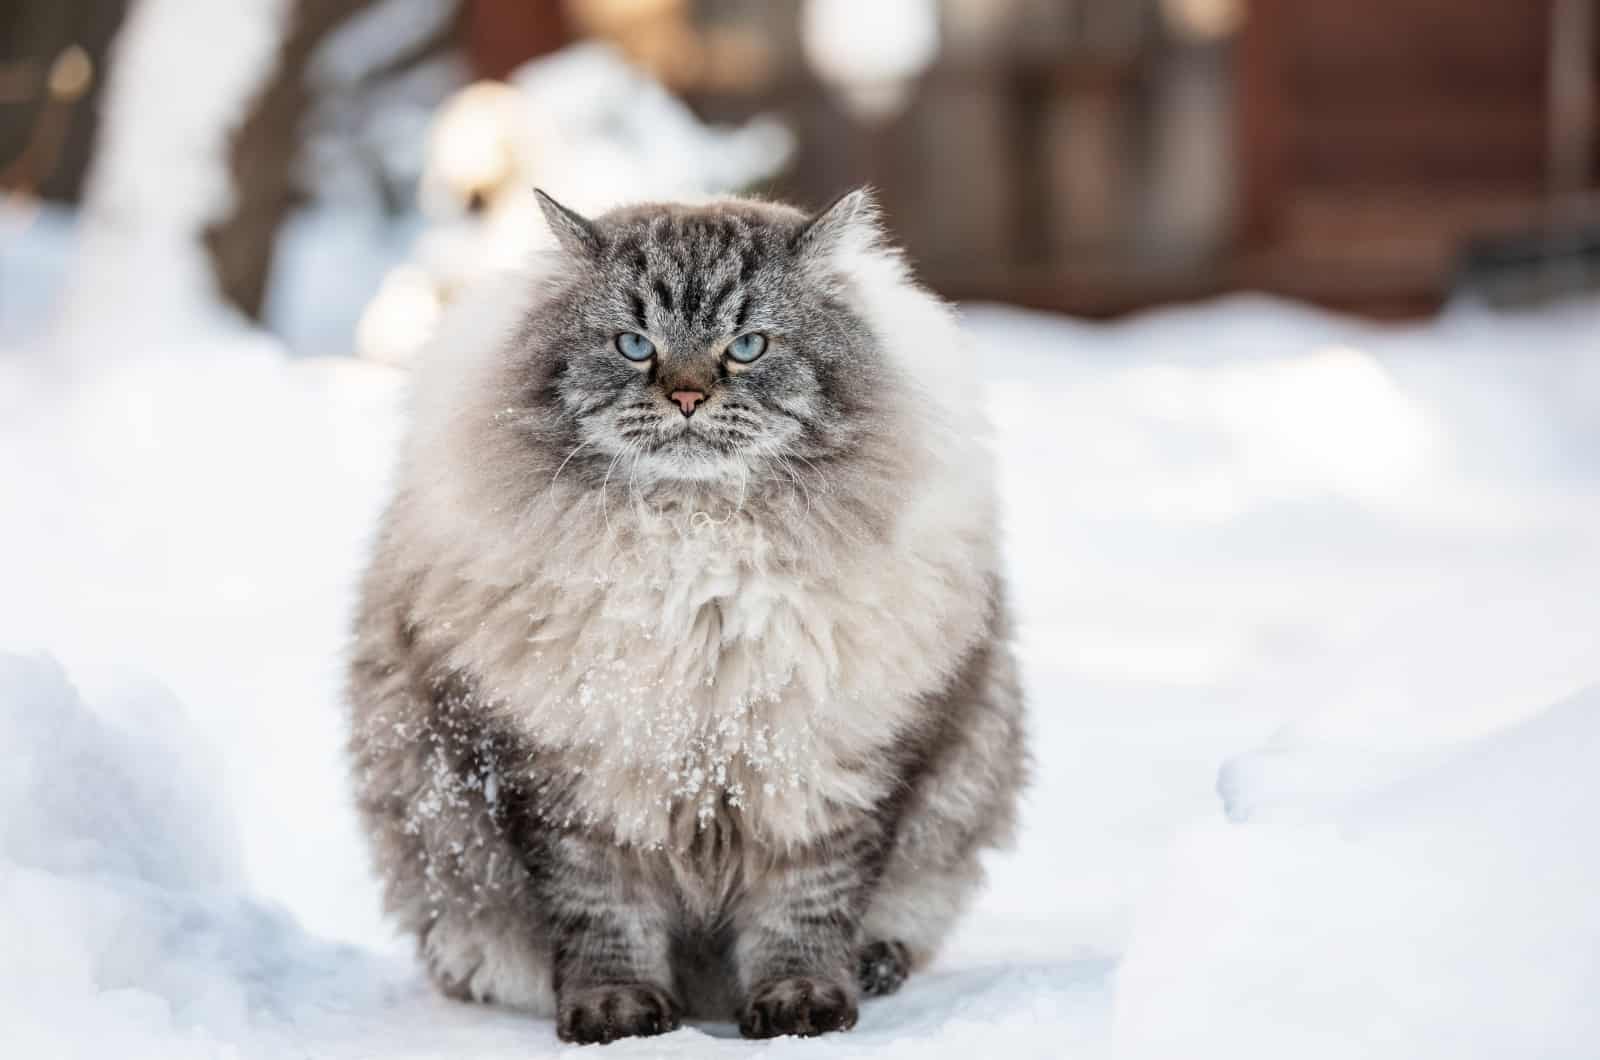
[{"left": 669, "top": 390, "right": 706, "bottom": 417}]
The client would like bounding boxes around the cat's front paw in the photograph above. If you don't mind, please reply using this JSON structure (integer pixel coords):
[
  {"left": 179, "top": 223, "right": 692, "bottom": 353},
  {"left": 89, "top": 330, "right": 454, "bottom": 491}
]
[
  {"left": 556, "top": 982, "right": 680, "bottom": 1044},
  {"left": 857, "top": 939, "right": 911, "bottom": 997},
  {"left": 739, "top": 975, "right": 859, "bottom": 1039}
]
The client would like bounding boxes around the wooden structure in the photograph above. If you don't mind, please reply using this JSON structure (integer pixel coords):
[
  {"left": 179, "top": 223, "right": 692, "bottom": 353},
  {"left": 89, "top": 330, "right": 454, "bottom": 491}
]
[
  {"left": 3, "top": 0, "right": 1591, "bottom": 320},
  {"left": 462, "top": 0, "right": 1596, "bottom": 318},
  {"left": 1235, "top": 0, "right": 1588, "bottom": 316}
]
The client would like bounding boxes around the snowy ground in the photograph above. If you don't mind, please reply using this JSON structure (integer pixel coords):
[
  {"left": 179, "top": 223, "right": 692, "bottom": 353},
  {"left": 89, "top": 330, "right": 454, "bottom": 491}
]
[{"left": 2, "top": 227, "right": 1598, "bottom": 1056}]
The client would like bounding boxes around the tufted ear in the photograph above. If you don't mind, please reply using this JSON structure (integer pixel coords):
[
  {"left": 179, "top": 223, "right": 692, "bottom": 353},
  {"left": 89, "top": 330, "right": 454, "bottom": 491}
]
[
  {"left": 792, "top": 187, "right": 882, "bottom": 259},
  {"left": 534, "top": 188, "right": 601, "bottom": 257}
]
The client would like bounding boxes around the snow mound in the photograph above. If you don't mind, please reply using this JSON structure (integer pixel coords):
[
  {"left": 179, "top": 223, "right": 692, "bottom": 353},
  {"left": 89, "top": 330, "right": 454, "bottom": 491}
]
[
  {"left": 1116, "top": 684, "right": 1600, "bottom": 1059},
  {"left": 9, "top": 637, "right": 1593, "bottom": 1058},
  {"left": 0, "top": 652, "right": 393, "bottom": 1059},
  {"left": 0, "top": 654, "right": 234, "bottom": 891}
]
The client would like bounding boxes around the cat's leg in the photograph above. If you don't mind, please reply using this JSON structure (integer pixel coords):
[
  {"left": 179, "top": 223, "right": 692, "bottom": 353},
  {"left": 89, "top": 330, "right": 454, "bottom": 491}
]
[
  {"left": 348, "top": 646, "right": 556, "bottom": 1013},
  {"left": 416, "top": 902, "right": 555, "bottom": 1011},
  {"left": 528, "top": 831, "right": 682, "bottom": 1044},
  {"left": 733, "top": 822, "right": 891, "bottom": 1039},
  {"left": 858, "top": 859, "right": 986, "bottom": 994},
  {"left": 859, "top": 621, "right": 1027, "bottom": 994}
]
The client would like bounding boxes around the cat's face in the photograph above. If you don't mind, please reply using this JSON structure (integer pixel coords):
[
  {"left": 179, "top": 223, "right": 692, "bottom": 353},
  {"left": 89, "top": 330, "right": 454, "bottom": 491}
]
[{"left": 516, "top": 193, "right": 889, "bottom": 485}]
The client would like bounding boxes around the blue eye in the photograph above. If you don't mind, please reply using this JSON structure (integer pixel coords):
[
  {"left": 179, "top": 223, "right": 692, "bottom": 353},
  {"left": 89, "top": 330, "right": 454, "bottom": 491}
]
[
  {"left": 615, "top": 332, "right": 655, "bottom": 362},
  {"left": 727, "top": 332, "right": 768, "bottom": 364}
]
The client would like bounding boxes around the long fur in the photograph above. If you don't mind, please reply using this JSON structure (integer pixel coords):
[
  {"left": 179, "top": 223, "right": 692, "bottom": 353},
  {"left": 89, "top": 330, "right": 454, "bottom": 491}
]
[{"left": 347, "top": 192, "right": 1026, "bottom": 1041}]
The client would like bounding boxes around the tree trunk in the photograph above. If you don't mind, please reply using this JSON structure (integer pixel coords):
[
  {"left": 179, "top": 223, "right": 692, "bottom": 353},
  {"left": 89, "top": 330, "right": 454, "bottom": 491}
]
[{"left": 203, "top": 0, "right": 375, "bottom": 321}]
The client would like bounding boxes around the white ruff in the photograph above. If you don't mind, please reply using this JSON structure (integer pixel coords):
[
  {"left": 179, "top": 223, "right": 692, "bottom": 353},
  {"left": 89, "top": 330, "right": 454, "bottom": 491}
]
[{"left": 395, "top": 228, "right": 999, "bottom": 849}]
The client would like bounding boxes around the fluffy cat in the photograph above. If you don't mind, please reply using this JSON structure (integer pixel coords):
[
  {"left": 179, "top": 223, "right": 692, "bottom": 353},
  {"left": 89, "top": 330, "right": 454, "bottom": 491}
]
[{"left": 346, "top": 188, "right": 1026, "bottom": 1043}]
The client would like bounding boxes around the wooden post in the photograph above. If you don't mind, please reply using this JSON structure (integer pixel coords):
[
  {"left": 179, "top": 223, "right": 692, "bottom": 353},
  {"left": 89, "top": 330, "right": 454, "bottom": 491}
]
[
  {"left": 1548, "top": 0, "right": 1596, "bottom": 198},
  {"left": 1235, "top": 0, "right": 1284, "bottom": 250}
]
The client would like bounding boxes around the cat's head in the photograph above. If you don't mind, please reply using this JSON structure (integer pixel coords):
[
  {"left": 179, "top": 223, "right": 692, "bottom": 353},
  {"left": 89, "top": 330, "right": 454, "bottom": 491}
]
[{"left": 511, "top": 190, "right": 899, "bottom": 486}]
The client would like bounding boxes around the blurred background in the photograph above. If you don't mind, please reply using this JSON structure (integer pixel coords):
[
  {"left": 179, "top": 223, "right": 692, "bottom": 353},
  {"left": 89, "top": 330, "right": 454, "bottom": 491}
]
[
  {"left": 3, "top": 7, "right": 1599, "bottom": 1055},
  {"left": 4, "top": 0, "right": 1598, "bottom": 360}
]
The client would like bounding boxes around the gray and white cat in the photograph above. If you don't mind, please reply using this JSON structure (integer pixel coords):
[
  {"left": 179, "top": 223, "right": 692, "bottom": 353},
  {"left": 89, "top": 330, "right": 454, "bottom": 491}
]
[{"left": 346, "top": 189, "right": 1026, "bottom": 1043}]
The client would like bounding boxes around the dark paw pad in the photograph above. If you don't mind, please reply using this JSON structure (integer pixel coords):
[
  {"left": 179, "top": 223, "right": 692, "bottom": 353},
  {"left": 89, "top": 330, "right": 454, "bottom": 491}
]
[
  {"left": 740, "top": 975, "right": 859, "bottom": 1039},
  {"left": 857, "top": 939, "right": 911, "bottom": 997},
  {"left": 557, "top": 982, "right": 680, "bottom": 1045}
]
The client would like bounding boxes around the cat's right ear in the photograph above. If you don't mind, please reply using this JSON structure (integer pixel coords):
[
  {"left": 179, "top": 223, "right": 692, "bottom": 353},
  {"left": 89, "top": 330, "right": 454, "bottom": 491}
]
[
  {"left": 792, "top": 187, "right": 882, "bottom": 261},
  {"left": 534, "top": 189, "right": 601, "bottom": 258}
]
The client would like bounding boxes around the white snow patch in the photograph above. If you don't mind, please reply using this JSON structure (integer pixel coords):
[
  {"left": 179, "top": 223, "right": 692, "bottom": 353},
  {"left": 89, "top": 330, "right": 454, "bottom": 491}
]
[
  {"left": 3, "top": 181, "right": 1599, "bottom": 1054},
  {"left": 65, "top": 0, "right": 292, "bottom": 342},
  {"left": 1116, "top": 685, "right": 1600, "bottom": 1060}
]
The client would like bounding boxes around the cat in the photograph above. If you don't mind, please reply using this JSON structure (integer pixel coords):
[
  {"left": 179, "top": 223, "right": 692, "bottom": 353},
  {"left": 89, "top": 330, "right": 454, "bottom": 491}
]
[{"left": 346, "top": 188, "right": 1026, "bottom": 1043}]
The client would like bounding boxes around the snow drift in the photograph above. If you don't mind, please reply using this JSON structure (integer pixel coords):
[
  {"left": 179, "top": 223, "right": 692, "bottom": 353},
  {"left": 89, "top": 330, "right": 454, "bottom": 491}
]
[
  {"left": 1118, "top": 684, "right": 1600, "bottom": 1060},
  {"left": 3, "top": 290, "right": 1598, "bottom": 1057}
]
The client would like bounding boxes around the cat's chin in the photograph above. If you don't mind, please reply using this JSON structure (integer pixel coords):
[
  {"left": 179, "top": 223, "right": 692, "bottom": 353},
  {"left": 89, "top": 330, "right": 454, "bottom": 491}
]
[{"left": 627, "top": 444, "right": 754, "bottom": 485}]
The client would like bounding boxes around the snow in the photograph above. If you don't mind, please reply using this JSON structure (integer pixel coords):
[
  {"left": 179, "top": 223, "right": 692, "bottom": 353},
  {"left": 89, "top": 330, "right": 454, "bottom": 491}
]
[
  {"left": 802, "top": 0, "right": 941, "bottom": 118},
  {"left": 1117, "top": 685, "right": 1600, "bottom": 1060},
  {"left": 11, "top": 0, "right": 1593, "bottom": 1050},
  {"left": 300, "top": 0, "right": 465, "bottom": 212},
  {"left": 347, "top": 42, "right": 793, "bottom": 364},
  {"left": 0, "top": 655, "right": 1099, "bottom": 1059},
  {"left": 4, "top": 267, "right": 1598, "bottom": 1055},
  {"left": 65, "top": 0, "right": 292, "bottom": 339}
]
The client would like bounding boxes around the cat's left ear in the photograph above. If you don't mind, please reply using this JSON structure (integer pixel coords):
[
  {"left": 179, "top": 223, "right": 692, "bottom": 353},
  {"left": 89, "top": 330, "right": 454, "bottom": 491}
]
[
  {"left": 793, "top": 187, "right": 883, "bottom": 260},
  {"left": 534, "top": 188, "right": 601, "bottom": 258}
]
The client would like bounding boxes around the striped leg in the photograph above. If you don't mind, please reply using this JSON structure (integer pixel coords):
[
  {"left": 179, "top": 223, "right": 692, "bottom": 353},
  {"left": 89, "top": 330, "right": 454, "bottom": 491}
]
[
  {"left": 532, "top": 832, "right": 682, "bottom": 1044},
  {"left": 733, "top": 823, "right": 891, "bottom": 1038}
]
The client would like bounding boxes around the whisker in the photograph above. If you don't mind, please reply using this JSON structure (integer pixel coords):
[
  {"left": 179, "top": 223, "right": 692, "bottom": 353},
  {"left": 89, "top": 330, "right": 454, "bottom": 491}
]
[
  {"left": 788, "top": 451, "right": 831, "bottom": 494},
  {"left": 599, "top": 443, "right": 630, "bottom": 545},
  {"left": 626, "top": 439, "right": 656, "bottom": 524},
  {"left": 776, "top": 453, "right": 814, "bottom": 520},
  {"left": 547, "top": 439, "right": 591, "bottom": 496}
]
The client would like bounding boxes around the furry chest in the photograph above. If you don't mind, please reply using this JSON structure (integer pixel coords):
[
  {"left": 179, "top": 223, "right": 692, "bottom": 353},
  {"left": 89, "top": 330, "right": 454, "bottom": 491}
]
[{"left": 450, "top": 526, "right": 924, "bottom": 849}]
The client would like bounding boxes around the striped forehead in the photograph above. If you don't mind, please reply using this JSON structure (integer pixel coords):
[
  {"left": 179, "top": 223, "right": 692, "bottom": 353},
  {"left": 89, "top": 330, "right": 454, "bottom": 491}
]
[{"left": 607, "top": 214, "right": 784, "bottom": 331}]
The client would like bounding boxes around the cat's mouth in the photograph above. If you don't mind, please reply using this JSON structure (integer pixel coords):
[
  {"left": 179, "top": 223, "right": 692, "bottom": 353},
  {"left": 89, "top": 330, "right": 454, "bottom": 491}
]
[
  {"left": 656, "top": 421, "right": 751, "bottom": 455},
  {"left": 614, "top": 415, "right": 766, "bottom": 481},
  {"left": 595, "top": 401, "right": 779, "bottom": 477},
  {"left": 650, "top": 408, "right": 753, "bottom": 444}
]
